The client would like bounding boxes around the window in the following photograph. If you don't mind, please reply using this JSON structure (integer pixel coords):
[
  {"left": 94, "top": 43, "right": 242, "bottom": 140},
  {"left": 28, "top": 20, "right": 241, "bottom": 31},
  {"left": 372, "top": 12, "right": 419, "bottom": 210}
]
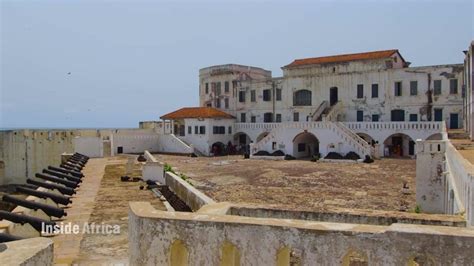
[
  {"left": 239, "top": 91, "right": 246, "bottom": 102},
  {"left": 240, "top": 113, "right": 246, "bottom": 122},
  {"left": 293, "top": 112, "right": 299, "bottom": 122},
  {"left": 199, "top": 126, "right": 206, "bottom": 134},
  {"left": 263, "top": 89, "right": 271, "bottom": 101},
  {"left": 410, "top": 81, "right": 418, "bottom": 96},
  {"left": 297, "top": 143, "right": 306, "bottom": 152},
  {"left": 391, "top": 109, "right": 405, "bottom": 121},
  {"left": 293, "top": 90, "right": 312, "bottom": 106},
  {"left": 205, "top": 83, "right": 209, "bottom": 94},
  {"left": 263, "top": 113, "right": 273, "bottom": 123},
  {"left": 215, "top": 99, "right": 221, "bottom": 108},
  {"left": 434, "top": 108, "right": 443, "bottom": 121},
  {"left": 394, "top": 81, "right": 402, "bottom": 96},
  {"left": 275, "top": 114, "right": 282, "bottom": 122},
  {"left": 228, "top": 126, "right": 232, "bottom": 134},
  {"left": 224, "top": 81, "right": 229, "bottom": 93},
  {"left": 372, "top": 84, "right": 379, "bottom": 98},
  {"left": 251, "top": 90, "right": 256, "bottom": 102},
  {"left": 251, "top": 116, "right": 256, "bottom": 123},
  {"left": 372, "top": 114, "right": 379, "bottom": 122},
  {"left": 357, "top": 111, "right": 363, "bottom": 122},
  {"left": 434, "top": 80, "right": 442, "bottom": 95},
  {"left": 194, "top": 126, "right": 198, "bottom": 134},
  {"left": 357, "top": 84, "right": 364, "bottom": 98},
  {"left": 216, "top": 82, "right": 221, "bottom": 95},
  {"left": 409, "top": 114, "right": 418, "bottom": 122},
  {"left": 188, "top": 126, "right": 192, "bottom": 134},
  {"left": 450, "top": 79, "right": 458, "bottom": 94},
  {"left": 224, "top": 98, "right": 229, "bottom": 109},
  {"left": 276, "top": 89, "right": 282, "bottom": 101},
  {"left": 213, "top": 126, "right": 225, "bottom": 134}
]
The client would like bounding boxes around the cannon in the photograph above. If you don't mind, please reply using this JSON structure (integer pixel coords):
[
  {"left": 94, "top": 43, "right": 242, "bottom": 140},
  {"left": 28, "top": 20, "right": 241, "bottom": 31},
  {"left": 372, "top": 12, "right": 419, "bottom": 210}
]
[
  {"left": 42, "top": 169, "right": 82, "bottom": 183},
  {"left": 61, "top": 163, "right": 82, "bottom": 171},
  {"left": 68, "top": 158, "right": 86, "bottom": 166},
  {"left": 73, "top": 152, "right": 89, "bottom": 160},
  {"left": 2, "top": 195, "right": 67, "bottom": 218},
  {"left": 17, "top": 187, "right": 71, "bottom": 206},
  {"left": 48, "top": 166, "right": 83, "bottom": 178},
  {"left": 0, "top": 210, "right": 55, "bottom": 232},
  {"left": 64, "top": 161, "right": 83, "bottom": 169},
  {"left": 35, "top": 173, "right": 79, "bottom": 189},
  {"left": 0, "top": 233, "right": 23, "bottom": 243},
  {"left": 26, "top": 179, "right": 75, "bottom": 196}
]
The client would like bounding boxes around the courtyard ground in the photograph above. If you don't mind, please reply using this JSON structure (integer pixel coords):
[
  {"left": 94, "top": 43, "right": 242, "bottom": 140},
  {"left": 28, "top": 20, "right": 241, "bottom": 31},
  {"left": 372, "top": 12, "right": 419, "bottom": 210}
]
[{"left": 155, "top": 154, "right": 416, "bottom": 212}]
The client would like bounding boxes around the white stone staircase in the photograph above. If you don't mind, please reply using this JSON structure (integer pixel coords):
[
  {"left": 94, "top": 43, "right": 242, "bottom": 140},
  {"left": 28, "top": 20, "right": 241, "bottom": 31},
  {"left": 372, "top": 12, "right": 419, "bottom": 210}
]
[
  {"left": 250, "top": 129, "right": 280, "bottom": 154},
  {"left": 311, "top": 101, "right": 329, "bottom": 121},
  {"left": 330, "top": 122, "right": 375, "bottom": 158}
]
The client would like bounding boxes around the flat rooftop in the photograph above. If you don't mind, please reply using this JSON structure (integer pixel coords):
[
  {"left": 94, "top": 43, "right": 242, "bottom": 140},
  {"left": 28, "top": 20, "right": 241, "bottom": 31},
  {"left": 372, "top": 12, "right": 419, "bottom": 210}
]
[{"left": 156, "top": 155, "right": 416, "bottom": 212}]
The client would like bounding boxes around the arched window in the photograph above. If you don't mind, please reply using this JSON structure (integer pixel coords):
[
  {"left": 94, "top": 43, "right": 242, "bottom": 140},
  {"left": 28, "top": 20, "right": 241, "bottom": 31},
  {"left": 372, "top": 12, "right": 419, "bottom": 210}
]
[{"left": 293, "top": 90, "right": 312, "bottom": 106}]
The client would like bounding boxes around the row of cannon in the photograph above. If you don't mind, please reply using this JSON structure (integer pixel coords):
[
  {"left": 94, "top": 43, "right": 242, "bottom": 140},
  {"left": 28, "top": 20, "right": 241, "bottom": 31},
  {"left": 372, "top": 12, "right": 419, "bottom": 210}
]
[{"left": 0, "top": 153, "right": 89, "bottom": 242}]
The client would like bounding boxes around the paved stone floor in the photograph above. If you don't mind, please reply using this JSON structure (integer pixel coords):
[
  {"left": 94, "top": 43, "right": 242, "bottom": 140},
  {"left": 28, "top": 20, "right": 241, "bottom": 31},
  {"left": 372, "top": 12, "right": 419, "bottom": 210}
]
[
  {"left": 156, "top": 155, "right": 417, "bottom": 212},
  {"left": 51, "top": 156, "right": 166, "bottom": 265}
]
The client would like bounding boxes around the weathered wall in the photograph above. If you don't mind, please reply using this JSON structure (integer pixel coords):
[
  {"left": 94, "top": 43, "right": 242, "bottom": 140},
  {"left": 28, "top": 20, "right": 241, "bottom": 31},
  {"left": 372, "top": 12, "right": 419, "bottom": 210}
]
[
  {"left": 0, "top": 128, "right": 158, "bottom": 185},
  {"left": 110, "top": 129, "right": 160, "bottom": 155},
  {"left": 142, "top": 150, "right": 164, "bottom": 183},
  {"left": 73, "top": 136, "right": 103, "bottom": 158},
  {"left": 0, "top": 237, "right": 54, "bottom": 266},
  {"left": 129, "top": 202, "right": 474, "bottom": 266},
  {"left": 201, "top": 60, "right": 464, "bottom": 129}
]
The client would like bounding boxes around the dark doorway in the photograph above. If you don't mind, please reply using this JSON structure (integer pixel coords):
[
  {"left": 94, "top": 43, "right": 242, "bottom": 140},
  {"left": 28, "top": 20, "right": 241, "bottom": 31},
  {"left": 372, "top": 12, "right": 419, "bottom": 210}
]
[
  {"left": 391, "top": 109, "right": 405, "bottom": 121},
  {"left": 239, "top": 134, "right": 247, "bottom": 145},
  {"left": 392, "top": 136, "right": 403, "bottom": 156},
  {"left": 117, "top": 146, "right": 123, "bottom": 154},
  {"left": 330, "top": 87, "right": 338, "bottom": 106},
  {"left": 450, "top": 113, "right": 459, "bottom": 129},
  {"left": 434, "top": 109, "right": 443, "bottom": 122},
  {"left": 409, "top": 141, "right": 415, "bottom": 155}
]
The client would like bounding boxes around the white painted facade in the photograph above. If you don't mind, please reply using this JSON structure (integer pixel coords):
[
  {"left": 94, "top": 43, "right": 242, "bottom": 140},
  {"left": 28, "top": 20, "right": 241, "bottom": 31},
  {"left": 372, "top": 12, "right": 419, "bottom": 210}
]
[{"left": 196, "top": 50, "right": 464, "bottom": 158}]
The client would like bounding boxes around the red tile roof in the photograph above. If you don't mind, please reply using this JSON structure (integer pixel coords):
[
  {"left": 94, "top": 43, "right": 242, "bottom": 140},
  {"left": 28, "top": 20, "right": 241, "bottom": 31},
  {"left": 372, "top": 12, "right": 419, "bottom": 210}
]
[
  {"left": 160, "top": 107, "right": 235, "bottom": 120},
  {"left": 284, "top": 49, "right": 401, "bottom": 68}
]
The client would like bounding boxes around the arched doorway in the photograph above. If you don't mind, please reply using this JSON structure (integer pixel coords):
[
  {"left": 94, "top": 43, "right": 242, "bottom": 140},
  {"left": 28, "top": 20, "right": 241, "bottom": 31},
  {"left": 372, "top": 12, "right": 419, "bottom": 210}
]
[
  {"left": 233, "top": 132, "right": 251, "bottom": 154},
  {"left": 383, "top": 133, "right": 415, "bottom": 157},
  {"left": 293, "top": 131, "right": 319, "bottom": 159},
  {"left": 211, "top": 142, "right": 225, "bottom": 156}
]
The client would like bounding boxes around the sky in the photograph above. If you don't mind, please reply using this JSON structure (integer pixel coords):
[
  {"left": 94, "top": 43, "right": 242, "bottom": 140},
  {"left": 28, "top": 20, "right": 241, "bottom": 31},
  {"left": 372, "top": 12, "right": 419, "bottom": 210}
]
[{"left": 1, "top": 0, "right": 473, "bottom": 128}]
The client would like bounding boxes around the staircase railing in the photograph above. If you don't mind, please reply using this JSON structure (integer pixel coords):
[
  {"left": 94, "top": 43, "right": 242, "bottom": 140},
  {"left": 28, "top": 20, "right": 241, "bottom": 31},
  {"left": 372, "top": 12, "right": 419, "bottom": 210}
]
[
  {"left": 311, "top": 101, "right": 329, "bottom": 121},
  {"left": 331, "top": 122, "right": 374, "bottom": 157},
  {"left": 251, "top": 129, "right": 279, "bottom": 154},
  {"left": 322, "top": 102, "right": 343, "bottom": 122}
]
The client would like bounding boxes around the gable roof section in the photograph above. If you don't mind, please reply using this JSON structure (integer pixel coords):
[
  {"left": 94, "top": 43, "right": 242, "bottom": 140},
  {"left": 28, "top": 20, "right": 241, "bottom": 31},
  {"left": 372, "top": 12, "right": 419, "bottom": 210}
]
[
  {"left": 160, "top": 107, "right": 235, "bottom": 120},
  {"left": 284, "top": 49, "right": 402, "bottom": 68}
]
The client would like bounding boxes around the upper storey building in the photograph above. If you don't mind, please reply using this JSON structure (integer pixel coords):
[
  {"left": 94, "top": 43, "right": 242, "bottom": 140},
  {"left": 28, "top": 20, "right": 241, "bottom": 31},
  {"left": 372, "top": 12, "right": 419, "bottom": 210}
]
[{"left": 199, "top": 50, "right": 464, "bottom": 129}]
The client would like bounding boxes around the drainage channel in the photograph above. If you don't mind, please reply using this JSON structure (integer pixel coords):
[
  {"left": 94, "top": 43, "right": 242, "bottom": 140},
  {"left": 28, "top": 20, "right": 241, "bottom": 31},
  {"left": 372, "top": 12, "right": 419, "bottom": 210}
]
[{"left": 148, "top": 182, "right": 192, "bottom": 212}]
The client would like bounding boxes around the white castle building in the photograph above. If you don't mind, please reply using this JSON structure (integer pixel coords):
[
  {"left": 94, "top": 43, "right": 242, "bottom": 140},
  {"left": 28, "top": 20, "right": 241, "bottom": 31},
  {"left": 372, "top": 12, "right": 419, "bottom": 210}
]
[{"left": 157, "top": 49, "right": 464, "bottom": 158}]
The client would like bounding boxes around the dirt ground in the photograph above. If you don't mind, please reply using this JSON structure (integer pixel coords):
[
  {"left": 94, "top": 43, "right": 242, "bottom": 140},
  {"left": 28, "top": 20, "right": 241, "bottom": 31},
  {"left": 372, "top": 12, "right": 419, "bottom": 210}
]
[
  {"left": 75, "top": 160, "right": 166, "bottom": 264},
  {"left": 156, "top": 155, "right": 416, "bottom": 212}
]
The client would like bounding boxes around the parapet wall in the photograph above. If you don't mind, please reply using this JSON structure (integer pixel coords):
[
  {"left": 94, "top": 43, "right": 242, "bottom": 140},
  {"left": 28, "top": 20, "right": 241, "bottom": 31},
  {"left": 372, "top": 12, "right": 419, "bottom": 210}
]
[
  {"left": 164, "top": 172, "right": 215, "bottom": 211},
  {"left": 129, "top": 202, "right": 474, "bottom": 266},
  {"left": 416, "top": 139, "right": 474, "bottom": 227},
  {"left": 0, "top": 237, "right": 54, "bottom": 266}
]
